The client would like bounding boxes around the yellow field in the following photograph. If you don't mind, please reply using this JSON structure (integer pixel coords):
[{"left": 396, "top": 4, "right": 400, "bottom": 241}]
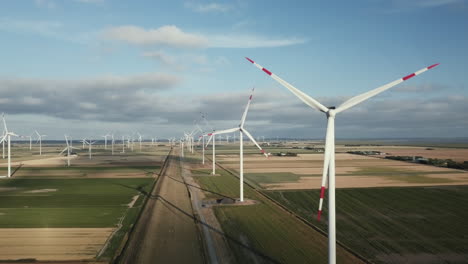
[{"left": 0, "top": 228, "right": 113, "bottom": 261}]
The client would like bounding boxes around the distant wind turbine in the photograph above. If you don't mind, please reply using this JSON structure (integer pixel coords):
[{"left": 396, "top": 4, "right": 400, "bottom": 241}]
[
  {"left": 208, "top": 88, "right": 269, "bottom": 202},
  {"left": 0, "top": 114, "right": 18, "bottom": 178},
  {"left": 34, "top": 130, "right": 46, "bottom": 156}
]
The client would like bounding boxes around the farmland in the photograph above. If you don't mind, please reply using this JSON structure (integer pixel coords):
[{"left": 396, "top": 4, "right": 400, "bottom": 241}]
[
  {"left": 264, "top": 186, "right": 468, "bottom": 264},
  {"left": 212, "top": 149, "right": 468, "bottom": 189},
  {"left": 194, "top": 141, "right": 468, "bottom": 263},
  {"left": 0, "top": 143, "right": 170, "bottom": 262},
  {"left": 193, "top": 166, "right": 363, "bottom": 264}
]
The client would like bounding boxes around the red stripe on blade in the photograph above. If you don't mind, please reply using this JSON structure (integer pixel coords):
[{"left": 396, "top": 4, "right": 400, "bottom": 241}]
[
  {"left": 428, "top": 63, "right": 440, "bottom": 69},
  {"left": 262, "top": 68, "right": 272, "bottom": 75},
  {"left": 402, "top": 73, "right": 416, "bottom": 81},
  {"left": 245, "top": 57, "right": 254, "bottom": 63},
  {"left": 249, "top": 95, "right": 253, "bottom": 100},
  {"left": 320, "top": 186, "right": 326, "bottom": 198},
  {"left": 208, "top": 133, "right": 213, "bottom": 136},
  {"left": 260, "top": 150, "right": 265, "bottom": 153},
  {"left": 317, "top": 210, "right": 322, "bottom": 221}
]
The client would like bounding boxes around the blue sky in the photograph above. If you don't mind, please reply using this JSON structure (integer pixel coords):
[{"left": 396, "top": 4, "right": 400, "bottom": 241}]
[{"left": 0, "top": 0, "right": 467, "bottom": 139}]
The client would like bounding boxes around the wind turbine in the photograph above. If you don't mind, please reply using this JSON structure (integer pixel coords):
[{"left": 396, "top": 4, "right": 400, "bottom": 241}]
[
  {"left": 246, "top": 57, "right": 440, "bottom": 264},
  {"left": 34, "top": 130, "right": 46, "bottom": 156},
  {"left": 102, "top": 133, "right": 110, "bottom": 149},
  {"left": 111, "top": 134, "right": 115, "bottom": 155},
  {"left": 27, "top": 133, "right": 33, "bottom": 150},
  {"left": 0, "top": 114, "right": 18, "bottom": 178},
  {"left": 82, "top": 139, "right": 96, "bottom": 159},
  {"left": 137, "top": 132, "right": 142, "bottom": 151},
  {"left": 60, "top": 135, "right": 78, "bottom": 167},
  {"left": 207, "top": 88, "right": 269, "bottom": 202},
  {"left": 121, "top": 135, "right": 125, "bottom": 153}
]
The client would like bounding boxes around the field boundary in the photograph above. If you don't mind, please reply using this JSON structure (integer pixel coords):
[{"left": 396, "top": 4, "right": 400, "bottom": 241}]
[
  {"left": 179, "top": 154, "right": 209, "bottom": 264},
  {"left": 111, "top": 147, "right": 173, "bottom": 264},
  {"left": 203, "top": 153, "right": 373, "bottom": 264}
]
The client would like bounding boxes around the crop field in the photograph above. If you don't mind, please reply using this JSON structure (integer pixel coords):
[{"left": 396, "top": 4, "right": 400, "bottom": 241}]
[
  {"left": 0, "top": 177, "right": 154, "bottom": 261},
  {"left": 194, "top": 169, "right": 363, "bottom": 264},
  {"left": 213, "top": 152, "right": 468, "bottom": 189},
  {"left": 0, "top": 143, "right": 169, "bottom": 262},
  {"left": 264, "top": 186, "right": 468, "bottom": 264}
]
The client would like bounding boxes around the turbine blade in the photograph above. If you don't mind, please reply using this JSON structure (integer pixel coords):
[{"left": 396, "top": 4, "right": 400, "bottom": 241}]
[
  {"left": 336, "top": 63, "right": 440, "bottom": 113},
  {"left": 240, "top": 88, "right": 254, "bottom": 127},
  {"left": 205, "top": 134, "right": 213, "bottom": 148},
  {"left": 2, "top": 114, "right": 8, "bottom": 132},
  {"left": 211, "top": 127, "right": 239, "bottom": 135},
  {"left": 241, "top": 129, "right": 269, "bottom": 158},
  {"left": 59, "top": 147, "right": 68, "bottom": 155},
  {"left": 245, "top": 57, "right": 329, "bottom": 113}
]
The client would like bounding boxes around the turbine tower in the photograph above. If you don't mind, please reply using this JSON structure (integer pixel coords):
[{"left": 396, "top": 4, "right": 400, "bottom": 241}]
[
  {"left": 102, "top": 133, "right": 110, "bottom": 149},
  {"left": 0, "top": 114, "right": 18, "bottom": 178},
  {"left": 60, "top": 135, "right": 78, "bottom": 167},
  {"left": 246, "top": 57, "right": 439, "bottom": 264},
  {"left": 34, "top": 130, "right": 46, "bottom": 156},
  {"left": 207, "top": 89, "right": 269, "bottom": 202}
]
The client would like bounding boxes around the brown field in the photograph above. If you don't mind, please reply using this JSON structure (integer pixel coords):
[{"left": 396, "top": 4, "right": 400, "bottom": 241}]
[
  {"left": 337, "top": 145, "right": 468, "bottom": 163},
  {"left": 0, "top": 228, "right": 113, "bottom": 261},
  {"left": 217, "top": 153, "right": 468, "bottom": 189},
  {"left": 264, "top": 173, "right": 468, "bottom": 190}
]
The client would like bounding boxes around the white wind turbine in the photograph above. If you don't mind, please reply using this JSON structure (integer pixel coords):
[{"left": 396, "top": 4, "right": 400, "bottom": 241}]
[
  {"left": 1, "top": 130, "right": 4, "bottom": 159},
  {"left": 246, "top": 57, "right": 440, "bottom": 264},
  {"left": 137, "top": 132, "right": 143, "bottom": 151},
  {"left": 82, "top": 139, "right": 96, "bottom": 159},
  {"left": 102, "top": 133, "right": 110, "bottom": 149},
  {"left": 111, "top": 134, "right": 115, "bottom": 155},
  {"left": 206, "top": 88, "right": 269, "bottom": 202},
  {"left": 0, "top": 114, "right": 18, "bottom": 178},
  {"left": 27, "top": 133, "right": 33, "bottom": 150},
  {"left": 121, "top": 135, "right": 126, "bottom": 153},
  {"left": 34, "top": 130, "right": 46, "bottom": 156},
  {"left": 60, "top": 135, "right": 78, "bottom": 167}
]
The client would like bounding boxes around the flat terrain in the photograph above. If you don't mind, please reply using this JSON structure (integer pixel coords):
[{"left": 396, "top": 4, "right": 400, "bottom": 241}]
[
  {"left": 0, "top": 228, "right": 113, "bottom": 261},
  {"left": 0, "top": 143, "right": 170, "bottom": 262},
  {"left": 118, "top": 150, "right": 204, "bottom": 264},
  {"left": 265, "top": 186, "right": 468, "bottom": 264},
  {"left": 192, "top": 164, "right": 363, "bottom": 264},
  {"left": 215, "top": 153, "right": 468, "bottom": 190}
]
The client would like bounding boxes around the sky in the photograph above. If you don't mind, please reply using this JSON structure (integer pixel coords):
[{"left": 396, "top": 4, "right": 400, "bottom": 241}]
[{"left": 0, "top": 0, "right": 467, "bottom": 140}]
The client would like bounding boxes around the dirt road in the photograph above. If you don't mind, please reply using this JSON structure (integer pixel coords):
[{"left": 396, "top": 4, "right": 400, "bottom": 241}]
[{"left": 118, "top": 150, "right": 205, "bottom": 264}]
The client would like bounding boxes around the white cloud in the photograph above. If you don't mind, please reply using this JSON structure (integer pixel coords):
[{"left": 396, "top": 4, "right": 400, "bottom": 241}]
[
  {"left": 104, "top": 25, "right": 307, "bottom": 49},
  {"left": 184, "top": 2, "right": 231, "bottom": 12},
  {"left": 79, "top": 102, "right": 98, "bottom": 110},
  {"left": 208, "top": 34, "right": 307, "bottom": 48},
  {"left": 142, "top": 51, "right": 178, "bottom": 67},
  {"left": 22, "top": 96, "right": 43, "bottom": 105},
  {"left": 103, "top": 25, "right": 209, "bottom": 48}
]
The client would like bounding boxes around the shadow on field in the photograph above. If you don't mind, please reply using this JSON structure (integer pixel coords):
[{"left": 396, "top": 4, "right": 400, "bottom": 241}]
[
  {"left": 114, "top": 183, "right": 151, "bottom": 196},
  {"left": 10, "top": 163, "right": 24, "bottom": 177},
  {"left": 150, "top": 190, "right": 281, "bottom": 264},
  {"left": 166, "top": 175, "right": 234, "bottom": 200}
]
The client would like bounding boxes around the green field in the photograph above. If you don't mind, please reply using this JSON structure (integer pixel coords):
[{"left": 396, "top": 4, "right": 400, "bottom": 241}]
[
  {"left": 0, "top": 165, "right": 161, "bottom": 178},
  {"left": 195, "top": 170, "right": 362, "bottom": 264},
  {"left": 264, "top": 186, "right": 468, "bottom": 264},
  {"left": 0, "top": 178, "right": 153, "bottom": 228}
]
